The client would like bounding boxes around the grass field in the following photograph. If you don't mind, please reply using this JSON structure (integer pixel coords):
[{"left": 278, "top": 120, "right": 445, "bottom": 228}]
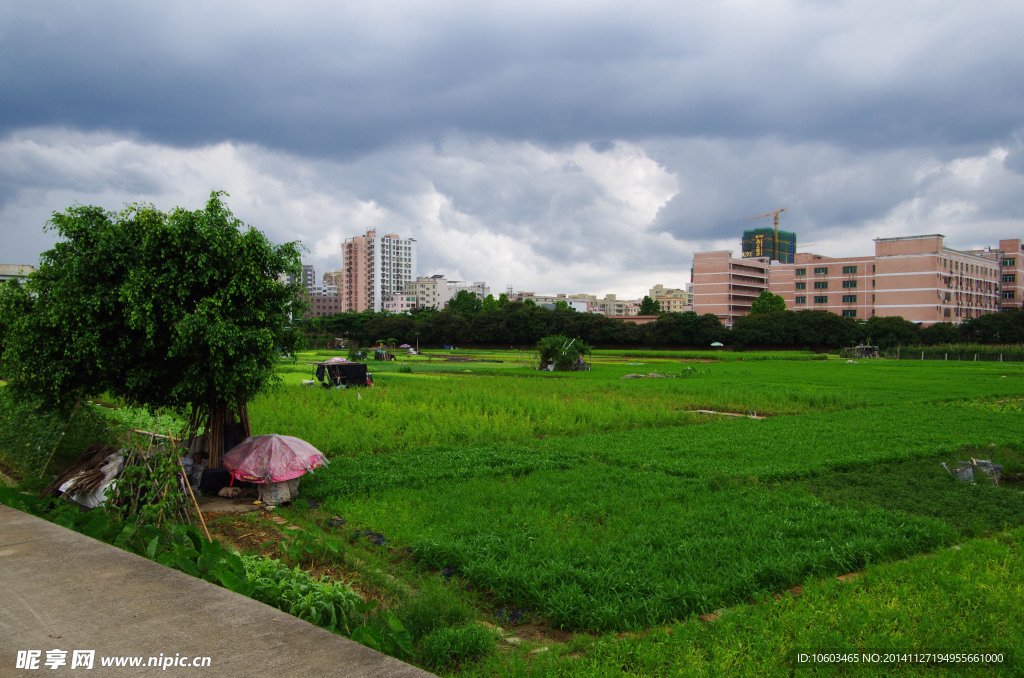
[{"left": 249, "top": 351, "right": 1024, "bottom": 675}]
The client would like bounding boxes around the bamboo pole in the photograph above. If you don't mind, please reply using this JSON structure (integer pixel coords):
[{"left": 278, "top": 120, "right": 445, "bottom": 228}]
[{"left": 174, "top": 429, "right": 212, "bottom": 543}]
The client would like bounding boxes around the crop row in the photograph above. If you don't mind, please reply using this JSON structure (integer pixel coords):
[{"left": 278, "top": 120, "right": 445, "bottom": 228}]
[
  {"left": 253, "top": 358, "right": 1024, "bottom": 457},
  {"left": 320, "top": 465, "right": 956, "bottom": 631},
  {"left": 302, "top": 402, "right": 1024, "bottom": 497}
]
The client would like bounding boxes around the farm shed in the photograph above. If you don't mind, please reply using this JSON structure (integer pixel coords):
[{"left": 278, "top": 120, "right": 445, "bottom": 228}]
[{"left": 314, "top": 357, "right": 371, "bottom": 388}]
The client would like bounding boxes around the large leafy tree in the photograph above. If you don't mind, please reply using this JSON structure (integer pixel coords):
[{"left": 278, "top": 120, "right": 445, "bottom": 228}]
[
  {"left": 0, "top": 192, "right": 303, "bottom": 426},
  {"left": 638, "top": 295, "right": 662, "bottom": 315},
  {"left": 750, "top": 289, "right": 786, "bottom": 314},
  {"left": 447, "top": 289, "right": 483, "bottom": 317}
]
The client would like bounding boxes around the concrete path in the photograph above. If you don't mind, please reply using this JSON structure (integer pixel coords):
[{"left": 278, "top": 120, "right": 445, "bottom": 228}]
[{"left": 0, "top": 504, "right": 436, "bottom": 677}]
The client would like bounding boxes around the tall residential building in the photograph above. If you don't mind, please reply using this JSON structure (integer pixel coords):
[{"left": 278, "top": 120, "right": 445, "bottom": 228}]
[
  {"left": 284, "top": 264, "right": 316, "bottom": 293},
  {"left": 742, "top": 228, "right": 797, "bottom": 264},
  {"left": 341, "top": 230, "right": 417, "bottom": 313},
  {"left": 693, "top": 233, "right": 1017, "bottom": 327}
]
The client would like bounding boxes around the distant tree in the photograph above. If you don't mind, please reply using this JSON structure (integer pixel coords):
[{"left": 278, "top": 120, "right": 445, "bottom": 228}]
[
  {"left": 919, "top": 321, "right": 963, "bottom": 345},
  {"left": 793, "top": 310, "right": 862, "bottom": 348},
  {"left": 0, "top": 192, "right": 302, "bottom": 459},
  {"left": 497, "top": 292, "right": 510, "bottom": 308},
  {"left": 481, "top": 294, "right": 499, "bottom": 312},
  {"left": 864, "top": 315, "right": 920, "bottom": 350},
  {"left": 447, "top": 290, "right": 483, "bottom": 317},
  {"left": 554, "top": 300, "right": 571, "bottom": 311},
  {"left": 732, "top": 311, "right": 798, "bottom": 346},
  {"left": 961, "top": 310, "right": 1024, "bottom": 344},
  {"left": 696, "top": 313, "right": 730, "bottom": 346},
  {"left": 750, "top": 290, "right": 786, "bottom": 314},
  {"left": 639, "top": 295, "right": 662, "bottom": 315},
  {"left": 423, "top": 309, "right": 471, "bottom": 346}
]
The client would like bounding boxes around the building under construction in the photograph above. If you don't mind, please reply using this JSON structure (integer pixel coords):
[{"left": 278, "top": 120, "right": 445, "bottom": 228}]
[{"left": 741, "top": 227, "right": 797, "bottom": 264}]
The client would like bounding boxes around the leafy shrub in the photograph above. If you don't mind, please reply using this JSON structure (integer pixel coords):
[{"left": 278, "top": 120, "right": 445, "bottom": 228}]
[
  {"left": 241, "top": 554, "right": 361, "bottom": 632},
  {"left": 394, "top": 580, "right": 475, "bottom": 642},
  {"left": 275, "top": 529, "right": 345, "bottom": 569},
  {"left": 0, "top": 391, "right": 115, "bottom": 481},
  {"left": 536, "top": 335, "right": 590, "bottom": 371},
  {"left": 420, "top": 624, "right": 496, "bottom": 671}
]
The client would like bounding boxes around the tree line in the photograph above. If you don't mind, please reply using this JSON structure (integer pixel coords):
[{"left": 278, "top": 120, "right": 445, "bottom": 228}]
[{"left": 300, "top": 296, "right": 1024, "bottom": 351}]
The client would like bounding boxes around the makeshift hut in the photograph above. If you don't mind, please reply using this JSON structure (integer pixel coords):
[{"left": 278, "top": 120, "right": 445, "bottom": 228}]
[{"left": 313, "top": 357, "right": 371, "bottom": 388}]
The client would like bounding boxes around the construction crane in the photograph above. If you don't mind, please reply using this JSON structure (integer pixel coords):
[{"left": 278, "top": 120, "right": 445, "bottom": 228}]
[{"left": 745, "top": 208, "right": 788, "bottom": 261}]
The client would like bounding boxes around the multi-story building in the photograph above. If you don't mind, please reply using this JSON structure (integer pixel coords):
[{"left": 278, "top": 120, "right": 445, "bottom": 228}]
[
  {"left": 773, "top": 252, "right": 876, "bottom": 320},
  {"left": 691, "top": 251, "right": 770, "bottom": 327},
  {"left": 649, "top": 284, "right": 692, "bottom": 313},
  {"left": 340, "top": 230, "right": 417, "bottom": 313},
  {"left": 693, "top": 233, "right": 1017, "bottom": 326},
  {"left": 568, "top": 293, "right": 640, "bottom": 316},
  {"left": 382, "top": 293, "right": 418, "bottom": 313},
  {"left": 401, "top": 275, "right": 489, "bottom": 310},
  {"left": 0, "top": 264, "right": 37, "bottom": 284},
  {"left": 742, "top": 228, "right": 797, "bottom": 264},
  {"left": 307, "top": 291, "right": 343, "bottom": 317},
  {"left": 322, "top": 269, "right": 343, "bottom": 291},
  {"left": 993, "top": 239, "right": 1023, "bottom": 311},
  {"left": 283, "top": 264, "right": 316, "bottom": 294},
  {"left": 870, "top": 235, "right": 1000, "bottom": 323},
  {"left": 519, "top": 293, "right": 590, "bottom": 312}
]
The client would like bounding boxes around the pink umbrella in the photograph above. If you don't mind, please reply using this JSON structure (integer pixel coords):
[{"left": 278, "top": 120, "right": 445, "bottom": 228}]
[{"left": 222, "top": 434, "right": 329, "bottom": 483}]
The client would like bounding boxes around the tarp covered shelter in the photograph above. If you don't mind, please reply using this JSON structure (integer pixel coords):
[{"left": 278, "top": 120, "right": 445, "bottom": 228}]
[{"left": 314, "top": 357, "right": 370, "bottom": 387}]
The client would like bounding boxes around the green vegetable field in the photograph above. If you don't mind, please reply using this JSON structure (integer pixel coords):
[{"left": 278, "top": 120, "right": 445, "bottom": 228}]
[{"left": 251, "top": 351, "right": 1024, "bottom": 675}]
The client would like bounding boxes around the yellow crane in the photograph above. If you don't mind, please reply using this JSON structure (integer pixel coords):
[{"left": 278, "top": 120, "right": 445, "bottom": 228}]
[{"left": 745, "top": 208, "right": 788, "bottom": 261}]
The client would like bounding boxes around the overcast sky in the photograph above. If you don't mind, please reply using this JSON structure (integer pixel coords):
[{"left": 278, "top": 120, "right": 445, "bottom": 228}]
[{"left": 3, "top": 1, "right": 1023, "bottom": 298}]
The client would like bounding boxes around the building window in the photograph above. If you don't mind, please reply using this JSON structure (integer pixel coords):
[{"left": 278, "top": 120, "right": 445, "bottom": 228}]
[
  {"left": 944, "top": 308, "right": 951, "bottom": 317},
  {"left": 795, "top": 268, "right": 806, "bottom": 276},
  {"left": 1003, "top": 257, "right": 1016, "bottom": 267},
  {"left": 842, "top": 295, "right": 857, "bottom": 303},
  {"left": 1003, "top": 290, "right": 1016, "bottom": 299},
  {"left": 795, "top": 282, "right": 806, "bottom": 290},
  {"left": 795, "top": 296, "right": 806, "bottom": 304},
  {"left": 842, "top": 265, "right": 857, "bottom": 274},
  {"left": 813, "top": 296, "right": 828, "bottom": 304},
  {"left": 842, "top": 280, "right": 857, "bottom": 289},
  {"left": 814, "top": 267, "right": 828, "bottom": 275},
  {"left": 1002, "top": 274, "right": 1016, "bottom": 283},
  {"left": 842, "top": 310, "right": 857, "bottom": 318},
  {"left": 813, "top": 281, "right": 828, "bottom": 289}
]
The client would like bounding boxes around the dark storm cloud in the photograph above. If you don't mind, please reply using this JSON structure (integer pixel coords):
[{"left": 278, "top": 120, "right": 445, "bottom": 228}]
[{"left": 4, "top": 1, "right": 1022, "bottom": 158}]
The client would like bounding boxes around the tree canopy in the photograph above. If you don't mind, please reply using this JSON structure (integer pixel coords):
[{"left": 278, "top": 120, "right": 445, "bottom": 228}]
[
  {"left": 447, "top": 289, "right": 483, "bottom": 317},
  {"left": 0, "top": 192, "right": 303, "bottom": 414},
  {"left": 750, "top": 289, "right": 786, "bottom": 314},
  {"left": 639, "top": 295, "right": 662, "bottom": 315}
]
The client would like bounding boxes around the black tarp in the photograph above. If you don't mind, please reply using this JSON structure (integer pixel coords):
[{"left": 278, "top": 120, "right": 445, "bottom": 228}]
[{"left": 316, "top": 362, "right": 369, "bottom": 387}]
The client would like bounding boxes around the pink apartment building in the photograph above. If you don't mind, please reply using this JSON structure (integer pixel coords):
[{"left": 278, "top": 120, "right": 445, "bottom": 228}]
[{"left": 693, "top": 234, "right": 1024, "bottom": 327}]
